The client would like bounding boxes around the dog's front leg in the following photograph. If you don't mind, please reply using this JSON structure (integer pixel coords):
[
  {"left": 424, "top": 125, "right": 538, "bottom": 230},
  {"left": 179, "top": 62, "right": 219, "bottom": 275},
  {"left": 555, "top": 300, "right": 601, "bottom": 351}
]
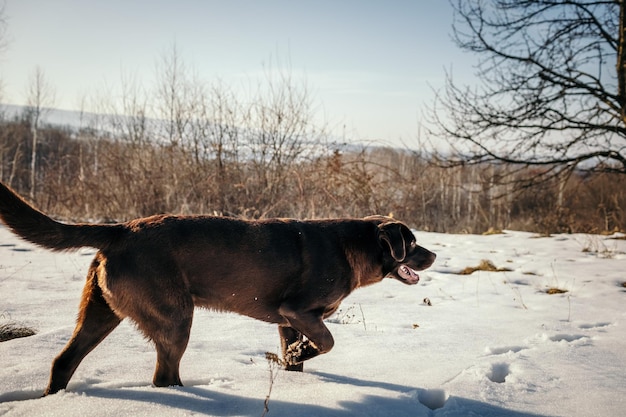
[
  {"left": 278, "top": 306, "right": 335, "bottom": 368},
  {"left": 284, "top": 338, "right": 321, "bottom": 365},
  {"left": 278, "top": 326, "right": 304, "bottom": 371}
]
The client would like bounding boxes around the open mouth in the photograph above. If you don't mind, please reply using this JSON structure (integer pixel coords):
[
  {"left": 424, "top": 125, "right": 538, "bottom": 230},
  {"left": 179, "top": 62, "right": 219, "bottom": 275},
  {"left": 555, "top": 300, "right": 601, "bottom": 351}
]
[{"left": 397, "top": 265, "right": 420, "bottom": 285}]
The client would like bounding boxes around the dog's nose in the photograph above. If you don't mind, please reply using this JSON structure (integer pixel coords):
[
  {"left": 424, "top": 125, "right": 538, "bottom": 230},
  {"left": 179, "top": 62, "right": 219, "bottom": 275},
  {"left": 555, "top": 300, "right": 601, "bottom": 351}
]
[{"left": 425, "top": 251, "right": 436, "bottom": 268}]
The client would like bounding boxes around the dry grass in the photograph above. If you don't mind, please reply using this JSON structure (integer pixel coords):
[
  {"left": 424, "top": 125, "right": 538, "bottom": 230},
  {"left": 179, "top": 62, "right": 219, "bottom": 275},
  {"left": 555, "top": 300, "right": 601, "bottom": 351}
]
[
  {"left": 3, "top": 114, "right": 626, "bottom": 235},
  {"left": 546, "top": 287, "right": 568, "bottom": 295},
  {"left": 459, "top": 259, "right": 512, "bottom": 275},
  {"left": 262, "top": 352, "right": 283, "bottom": 417},
  {"left": 531, "top": 233, "right": 552, "bottom": 238}
]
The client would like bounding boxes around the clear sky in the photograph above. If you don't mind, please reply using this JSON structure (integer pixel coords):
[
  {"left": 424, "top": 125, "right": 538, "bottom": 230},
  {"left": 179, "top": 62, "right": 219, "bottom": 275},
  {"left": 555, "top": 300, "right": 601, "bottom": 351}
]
[{"left": 1, "top": 0, "right": 476, "bottom": 147}]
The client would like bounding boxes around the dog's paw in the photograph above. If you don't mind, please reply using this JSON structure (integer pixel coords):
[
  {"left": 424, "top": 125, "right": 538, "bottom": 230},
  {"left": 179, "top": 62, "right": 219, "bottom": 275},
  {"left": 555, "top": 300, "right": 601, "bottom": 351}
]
[
  {"left": 285, "top": 339, "right": 319, "bottom": 365},
  {"left": 284, "top": 341, "right": 306, "bottom": 365}
]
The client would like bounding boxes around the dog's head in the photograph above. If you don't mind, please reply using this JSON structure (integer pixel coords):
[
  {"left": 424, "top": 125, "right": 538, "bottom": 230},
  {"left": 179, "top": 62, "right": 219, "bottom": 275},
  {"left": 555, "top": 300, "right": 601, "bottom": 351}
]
[{"left": 373, "top": 219, "right": 436, "bottom": 285}]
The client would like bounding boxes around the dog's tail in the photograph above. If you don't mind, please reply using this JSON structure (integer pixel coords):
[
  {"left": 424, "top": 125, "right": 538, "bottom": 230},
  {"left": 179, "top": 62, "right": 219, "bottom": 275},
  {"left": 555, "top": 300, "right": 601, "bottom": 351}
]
[{"left": 0, "top": 182, "right": 124, "bottom": 251}]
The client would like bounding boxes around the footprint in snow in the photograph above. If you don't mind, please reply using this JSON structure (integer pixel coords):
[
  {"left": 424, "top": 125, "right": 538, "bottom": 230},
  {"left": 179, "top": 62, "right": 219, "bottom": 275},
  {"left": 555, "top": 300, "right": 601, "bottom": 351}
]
[
  {"left": 485, "top": 345, "right": 526, "bottom": 356},
  {"left": 11, "top": 247, "right": 32, "bottom": 252},
  {"left": 578, "top": 322, "right": 612, "bottom": 330},
  {"left": 548, "top": 334, "right": 590, "bottom": 344},
  {"left": 409, "top": 389, "right": 449, "bottom": 411},
  {"left": 486, "top": 362, "right": 511, "bottom": 384}
]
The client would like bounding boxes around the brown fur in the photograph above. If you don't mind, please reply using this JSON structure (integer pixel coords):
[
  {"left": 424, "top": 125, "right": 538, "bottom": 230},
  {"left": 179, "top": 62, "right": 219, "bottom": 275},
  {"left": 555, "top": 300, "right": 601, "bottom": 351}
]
[{"left": 0, "top": 182, "right": 435, "bottom": 395}]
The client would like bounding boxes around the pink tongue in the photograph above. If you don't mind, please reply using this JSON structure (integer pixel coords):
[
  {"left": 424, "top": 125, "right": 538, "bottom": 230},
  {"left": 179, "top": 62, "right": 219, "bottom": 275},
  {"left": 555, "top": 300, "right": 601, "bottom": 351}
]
[{"left": 400, "top": 266, "right": 420, "bottom": 284}]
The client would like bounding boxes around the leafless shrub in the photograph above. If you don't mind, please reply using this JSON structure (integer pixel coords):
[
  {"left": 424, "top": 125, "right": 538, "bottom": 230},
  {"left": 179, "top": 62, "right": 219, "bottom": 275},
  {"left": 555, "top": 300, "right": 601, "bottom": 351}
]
[
  {"left": 2, "top": 117, "right": 625, "bottom": 235},
  {"left": 1, "top": 46, "right": 625, "bottom": 233},
  {"left": 262, "top": 352, "right": 283, "bottom": 417}
]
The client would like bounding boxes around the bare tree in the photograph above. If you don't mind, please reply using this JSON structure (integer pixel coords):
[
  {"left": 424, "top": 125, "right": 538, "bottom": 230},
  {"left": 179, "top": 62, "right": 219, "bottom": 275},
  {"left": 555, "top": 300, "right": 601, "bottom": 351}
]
[
  {"left": 197, "top": 81, "right": 243, "bottom": 215},
  {"left": 154, "top": 43, "right": 197, "bottom": 148},
  {"left": 242, "top": 64, "right": 322, "bottom": 217},
  {"left": 0, "top": 2, "right": 9, "bottom": 181},
  {"left": 430, "top": 0, "right": 625, "bottom": 183},
  {"left": 25, "top": 66, "right": 55, "bottom": 199},
  {"left": 0, "top": 1, "right": 7, "bottom": 100}
]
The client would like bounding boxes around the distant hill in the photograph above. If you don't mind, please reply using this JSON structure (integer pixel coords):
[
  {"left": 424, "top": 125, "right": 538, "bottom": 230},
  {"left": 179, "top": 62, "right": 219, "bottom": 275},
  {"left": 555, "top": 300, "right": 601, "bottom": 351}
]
[{"left": 1, "top": 104, "right": 101, "bottom": 130}]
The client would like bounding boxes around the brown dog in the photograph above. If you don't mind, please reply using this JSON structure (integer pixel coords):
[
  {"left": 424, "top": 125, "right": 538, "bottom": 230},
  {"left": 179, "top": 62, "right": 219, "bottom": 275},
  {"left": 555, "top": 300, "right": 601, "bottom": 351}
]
[{"left": 0, "top": 181, "right": 435, "bottom": 395}]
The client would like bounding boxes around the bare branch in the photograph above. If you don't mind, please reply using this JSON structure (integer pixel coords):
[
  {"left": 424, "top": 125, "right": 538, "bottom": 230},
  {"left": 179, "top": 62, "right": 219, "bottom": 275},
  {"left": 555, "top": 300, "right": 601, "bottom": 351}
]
[{"left": 430, "top": 0, "right": 625, "bottom": 175}]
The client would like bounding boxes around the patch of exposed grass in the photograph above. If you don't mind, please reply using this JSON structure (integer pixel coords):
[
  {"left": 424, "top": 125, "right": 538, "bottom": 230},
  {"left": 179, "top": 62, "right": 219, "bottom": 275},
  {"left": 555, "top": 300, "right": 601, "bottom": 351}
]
[
  {"left": 459, "top": 259, "right": 512, "bottom": 275},
  {"left": 579, "top": 235, "right": 622, "bottom": 259},
  {"left": 482, "top": 228, "right": 504, "bottom": 235},
  {"left": 531, "top": 233, "right": 552, "bottom": 238},
  {"left": 546, "top": 287, "right": 568, "bottom": 295},
  {"left": 0, "top": 322, "right": 37, "bottom": 342},
  {"left": 601, "top": 229, "right": 624, "bottom": 237}
]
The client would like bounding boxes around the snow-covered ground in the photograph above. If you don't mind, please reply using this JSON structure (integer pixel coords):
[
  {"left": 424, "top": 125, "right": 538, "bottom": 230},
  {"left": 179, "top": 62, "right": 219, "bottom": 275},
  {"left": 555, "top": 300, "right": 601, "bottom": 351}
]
[{"left": 1, "top": 225, "right": 625, "bottom": 416}]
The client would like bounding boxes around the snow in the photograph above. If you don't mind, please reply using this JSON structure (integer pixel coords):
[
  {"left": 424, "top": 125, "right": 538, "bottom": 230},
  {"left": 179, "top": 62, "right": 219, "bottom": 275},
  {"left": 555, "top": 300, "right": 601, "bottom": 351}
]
[{"left": 1, "top": 225, "right": 625, "bottom": 416}]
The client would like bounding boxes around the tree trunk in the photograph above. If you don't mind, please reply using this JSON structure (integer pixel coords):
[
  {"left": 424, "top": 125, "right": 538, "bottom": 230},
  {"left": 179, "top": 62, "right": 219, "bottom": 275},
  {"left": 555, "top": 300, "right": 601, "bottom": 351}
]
[
  {"left": 30, "top": 118, "right": 38, "bottom": 200},
  {"left": 617, "top": 0, "right": 626, "bottom": 125}
]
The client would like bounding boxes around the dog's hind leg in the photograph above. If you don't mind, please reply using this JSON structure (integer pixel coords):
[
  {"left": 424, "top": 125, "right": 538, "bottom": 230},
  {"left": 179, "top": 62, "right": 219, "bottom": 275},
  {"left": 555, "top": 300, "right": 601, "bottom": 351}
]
[
  {"left": 103, "top": 255, "right": 195, "bottom": 389},
  {"left": 150, "top": 312, "right": 193, "bottom": 388},
  {"left": 45, "top": 261, "right": 122, "bottom": 395},
  {"left": 278, "top": 326, "right": 304, "bottom": 371},
  {"left": 128, "top": 284, "right": 194, "bottom": 388}
]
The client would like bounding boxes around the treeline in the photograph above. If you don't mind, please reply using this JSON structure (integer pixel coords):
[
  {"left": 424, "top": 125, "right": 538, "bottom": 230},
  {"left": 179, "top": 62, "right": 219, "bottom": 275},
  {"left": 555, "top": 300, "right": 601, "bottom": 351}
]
[{"left": 0, "top": 116, "right": 624, "bottom": 235}]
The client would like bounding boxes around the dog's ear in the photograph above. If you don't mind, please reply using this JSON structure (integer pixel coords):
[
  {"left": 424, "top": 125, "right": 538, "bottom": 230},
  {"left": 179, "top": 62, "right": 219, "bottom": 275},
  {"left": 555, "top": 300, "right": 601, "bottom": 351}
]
[{"left": 378, "top": 222, "right": 406, "bottom": 262}]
